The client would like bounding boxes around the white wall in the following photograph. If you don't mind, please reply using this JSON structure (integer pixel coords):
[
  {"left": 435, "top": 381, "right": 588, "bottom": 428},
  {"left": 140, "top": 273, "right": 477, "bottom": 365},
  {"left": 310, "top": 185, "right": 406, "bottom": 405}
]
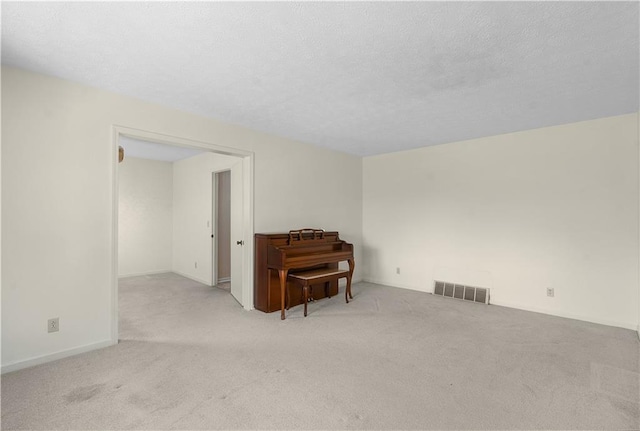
[
  {"left": 1, "top": 67, "right": 363, "bottom": 372},
  {"left": 172, "top": 152, "right": 237, "bottom": 285},
  {"left": 118, "top": 157, "right": 173, "bottom": 277},
  {"left": 2, "top": 64, "right": 635, "bottom": 373},
  {"left": 363, "top": 113, "right": 639, "bottom": 330}
]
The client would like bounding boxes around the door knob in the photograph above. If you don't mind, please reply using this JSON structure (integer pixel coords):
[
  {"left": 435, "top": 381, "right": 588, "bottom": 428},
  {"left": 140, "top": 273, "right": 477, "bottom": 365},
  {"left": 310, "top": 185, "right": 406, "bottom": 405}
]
[{"left": 236, "top": 240, "right": 244, "bottom": 245}]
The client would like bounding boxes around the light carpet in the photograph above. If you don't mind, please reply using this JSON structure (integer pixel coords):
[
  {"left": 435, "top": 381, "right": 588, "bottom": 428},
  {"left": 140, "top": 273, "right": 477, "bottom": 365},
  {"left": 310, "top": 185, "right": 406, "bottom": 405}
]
[{"left": 1, "top": 272, "right": 638, "bottom": 430}]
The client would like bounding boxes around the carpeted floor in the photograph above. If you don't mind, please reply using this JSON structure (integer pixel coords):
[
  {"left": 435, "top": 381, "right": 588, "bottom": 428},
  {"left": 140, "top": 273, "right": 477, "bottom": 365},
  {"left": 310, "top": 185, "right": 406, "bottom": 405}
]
[{"left": 1, "top": 272, "right": 639, "bottom": 430}]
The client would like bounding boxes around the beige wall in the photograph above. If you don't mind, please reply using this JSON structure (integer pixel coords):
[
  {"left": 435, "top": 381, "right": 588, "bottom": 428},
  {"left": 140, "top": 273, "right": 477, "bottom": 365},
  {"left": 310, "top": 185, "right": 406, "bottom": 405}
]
[
  {"left": 1, "top": 67, "right": 363, "bottom": 371},
  {"left": 4, "top": 63, "right": 634, "bottom": 373},
  {"left": 363, "top": 113, "right": 639, "bottom": 330},
  {"left": 118, "top": 157, "right": 173, "bottom": 277},
  {"left": 172, "top": 152, "right": 237, "bottom": 285},
  {"left": 119, "top": 154, "right": 234, "bottom": 284}
]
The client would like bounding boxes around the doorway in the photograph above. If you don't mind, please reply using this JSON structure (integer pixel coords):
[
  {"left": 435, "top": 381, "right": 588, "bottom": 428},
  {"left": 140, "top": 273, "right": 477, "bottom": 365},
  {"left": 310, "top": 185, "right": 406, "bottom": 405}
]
[
  {"left": 211, "top": 165, "right": 243, "bottom": 304},
  {"left": 111, "top": 126, "right": 254, "bottom": 344},
  {"left": 213, "top": 170, "right": 231, "bottom": 286}
]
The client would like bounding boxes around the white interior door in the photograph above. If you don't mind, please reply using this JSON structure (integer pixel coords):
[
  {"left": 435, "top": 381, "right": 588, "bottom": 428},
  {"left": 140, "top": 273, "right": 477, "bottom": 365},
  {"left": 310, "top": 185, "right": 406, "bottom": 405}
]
[{"left": 230, "top": 159, "right": 244, "bottom": 305}]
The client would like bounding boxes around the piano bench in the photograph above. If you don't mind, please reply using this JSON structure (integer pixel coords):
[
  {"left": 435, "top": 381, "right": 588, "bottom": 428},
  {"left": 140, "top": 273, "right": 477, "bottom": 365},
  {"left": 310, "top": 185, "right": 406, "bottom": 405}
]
[{"left": 288, "top": 268, "right": 351, "bottom": 317}]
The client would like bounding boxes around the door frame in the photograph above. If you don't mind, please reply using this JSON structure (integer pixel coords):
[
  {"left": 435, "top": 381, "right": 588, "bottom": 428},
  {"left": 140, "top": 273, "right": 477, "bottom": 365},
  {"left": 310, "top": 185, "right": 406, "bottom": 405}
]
[{"left": 111, "top": 125, "right": 255, "bottom": 344}]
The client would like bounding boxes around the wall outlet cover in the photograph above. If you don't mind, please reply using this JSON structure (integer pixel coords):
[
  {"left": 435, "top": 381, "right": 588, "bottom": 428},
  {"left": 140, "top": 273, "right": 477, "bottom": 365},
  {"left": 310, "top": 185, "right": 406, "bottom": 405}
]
[{"left": 48, "top": 317, "right": 59, "bottom": 333}]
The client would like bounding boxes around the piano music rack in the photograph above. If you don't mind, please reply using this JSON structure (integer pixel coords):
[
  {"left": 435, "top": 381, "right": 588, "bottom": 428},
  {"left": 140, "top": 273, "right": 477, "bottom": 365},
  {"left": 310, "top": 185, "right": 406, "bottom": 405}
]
[{"left": 288, "top": 228, "right": 325, "bottom": 244}]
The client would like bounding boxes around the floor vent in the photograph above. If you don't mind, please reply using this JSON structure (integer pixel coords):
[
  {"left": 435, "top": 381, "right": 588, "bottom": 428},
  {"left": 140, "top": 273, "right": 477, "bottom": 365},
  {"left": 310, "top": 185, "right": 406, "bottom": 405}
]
[{"left": 433, "top": 281, "right": 490, "bottom": 304}]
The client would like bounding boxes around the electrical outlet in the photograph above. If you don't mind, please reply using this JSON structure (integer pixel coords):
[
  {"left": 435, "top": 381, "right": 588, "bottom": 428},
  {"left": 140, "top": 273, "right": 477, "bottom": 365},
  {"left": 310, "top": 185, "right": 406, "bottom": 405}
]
[
  {"left": 396, "top": 267, "right": 400, "bottom": 275},
  {"left": 48, "top": 318, "right": 59, "bottom": 333},
  {"left": 546, "top": 288, "right": 554, "bottom": 298}
]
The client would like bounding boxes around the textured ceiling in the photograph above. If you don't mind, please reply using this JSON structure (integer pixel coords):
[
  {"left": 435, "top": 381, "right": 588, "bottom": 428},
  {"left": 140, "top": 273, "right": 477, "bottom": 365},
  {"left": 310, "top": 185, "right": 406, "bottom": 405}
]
[
  {"left": 120, "top": 136, "right": 205, "bottom": 163},
  {"left": 2, "top": 2, "right": 638, "bottom": 156}
]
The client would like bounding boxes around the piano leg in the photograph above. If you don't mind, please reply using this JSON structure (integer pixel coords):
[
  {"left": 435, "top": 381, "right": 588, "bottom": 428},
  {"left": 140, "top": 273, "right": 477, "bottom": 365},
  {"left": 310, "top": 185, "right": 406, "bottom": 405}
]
[
  {"left": 278, "top": 269, "right": 288, "bottom": 320},
  {"left": 346, "top": 259, "right": 355, "bottom": 302}
]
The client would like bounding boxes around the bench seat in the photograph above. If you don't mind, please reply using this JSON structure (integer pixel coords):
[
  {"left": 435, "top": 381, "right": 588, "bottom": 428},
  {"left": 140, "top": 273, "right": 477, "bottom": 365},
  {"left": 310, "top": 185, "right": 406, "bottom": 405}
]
[{"left": 287, "top": 268, "right": 351, "bottom": 317}]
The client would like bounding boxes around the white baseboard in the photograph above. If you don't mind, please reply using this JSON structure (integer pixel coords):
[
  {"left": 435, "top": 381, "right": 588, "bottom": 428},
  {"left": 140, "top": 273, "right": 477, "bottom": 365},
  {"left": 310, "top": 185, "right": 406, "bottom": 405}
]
[
  {"left": 362, "top": 277, "right": 422, "bottom": 291},
  {"left": 362, "top": 278, "right": 638, "bottom": 332},
  {"left": 118, "top": 269, "right": 172, "bottom": 278},
  {"left": 1, "top": 339, "right": 115, "bottom": 375},
  {"left": 216, "top": 277, "right": 231, "bottom": 283},
  {"left": 172, "top": 270, "right": 211, "bottom": 286},
  {"left": 489, "top": 299, "right": 638, "bottom": 332}
]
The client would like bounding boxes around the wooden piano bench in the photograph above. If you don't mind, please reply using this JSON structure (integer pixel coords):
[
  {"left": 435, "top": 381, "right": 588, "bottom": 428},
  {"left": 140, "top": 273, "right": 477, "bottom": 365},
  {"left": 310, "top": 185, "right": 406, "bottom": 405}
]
[{"left": 287, "top": 268, "right": 352, "bottom": 317}]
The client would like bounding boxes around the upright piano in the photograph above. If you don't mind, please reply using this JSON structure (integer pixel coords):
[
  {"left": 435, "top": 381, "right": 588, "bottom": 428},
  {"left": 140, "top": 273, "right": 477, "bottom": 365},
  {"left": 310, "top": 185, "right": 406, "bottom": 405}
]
[{"left": 254, "top": 229, "right": 355, "bottom": 319}]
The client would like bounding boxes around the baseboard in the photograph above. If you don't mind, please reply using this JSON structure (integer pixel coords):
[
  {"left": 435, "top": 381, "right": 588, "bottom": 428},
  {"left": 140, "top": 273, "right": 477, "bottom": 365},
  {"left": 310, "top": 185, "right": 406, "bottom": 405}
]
[
  {"left": 217, "top": 277, "right": 231, "bottom": 283},
  {"left": 489, "top": 299, "right": 638, "bottom": 332},
  {"left": 172, "top": 270, "right": 211, "bottom": 286},
  {"left": 362, "top": 277, "right": 421, "bottom": 291},
  {"left": 118, "top": 269, "right": 172, "bottom": 278},
  {"left": 1, "top": 339, "right": 115, "bottom": 375},
  {"left": 332, "top": 276, "right": 364, "bottom": 287},
  {"left": 362, "top": 278, "right": 638, "bottom": 332}
]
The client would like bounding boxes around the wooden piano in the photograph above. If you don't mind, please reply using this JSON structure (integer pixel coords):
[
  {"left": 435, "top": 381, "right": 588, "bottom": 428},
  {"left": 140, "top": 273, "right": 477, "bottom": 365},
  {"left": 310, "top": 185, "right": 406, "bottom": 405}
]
[{"left": 254, "top": 229, "right": 355, "bottom": 319}]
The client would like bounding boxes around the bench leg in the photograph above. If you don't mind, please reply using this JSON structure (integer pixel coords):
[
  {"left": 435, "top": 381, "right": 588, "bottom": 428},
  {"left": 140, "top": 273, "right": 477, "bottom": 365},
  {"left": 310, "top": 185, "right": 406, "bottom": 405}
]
[
  {"left": 279, "top": 269, "right": 288, "bottom": 320},
  {"left": 286, "top": 280, "right": 291, "bottom": 310},
  {"left": 303, "top": 284, "right": 308, "bottom": 317}
]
